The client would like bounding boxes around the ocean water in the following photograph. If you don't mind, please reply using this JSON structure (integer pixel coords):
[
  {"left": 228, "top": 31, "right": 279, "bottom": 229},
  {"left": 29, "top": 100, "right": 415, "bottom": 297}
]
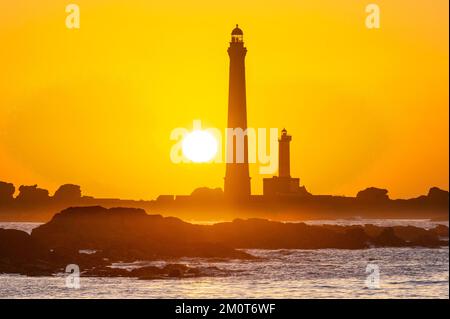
[{"left": 0, "top": 220, "right": 448, "bottom": 299}]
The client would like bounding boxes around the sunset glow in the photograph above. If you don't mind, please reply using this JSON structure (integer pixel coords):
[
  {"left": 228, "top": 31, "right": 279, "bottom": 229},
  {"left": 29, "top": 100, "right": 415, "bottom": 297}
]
[
  {"left": 182, "top": 130, "right": 218, "bottom": 163},
  {"left": 0, "top": 0, "right": 448, "bottom": 199},
  {"left": 0, "top": 0, "right": 448, "bottom": 302}
]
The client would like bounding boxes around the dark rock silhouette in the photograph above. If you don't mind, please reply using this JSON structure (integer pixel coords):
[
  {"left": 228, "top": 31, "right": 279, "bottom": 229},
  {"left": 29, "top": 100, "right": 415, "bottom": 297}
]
[
  {"left": 0, "top": 229, "right": 52, "bottom": 276},
  {"left": 357, "top": 187, "right": 389, "bottom": 201},
  {"left": 427, "top": 187, "right": 449, "bottom": 204},
  {"left": 84, "top": 263, "right": 225, "bottom": 280},
  {"left": 0, "top": 206, "right": 447, "bottom": 278},
  {"left": 16, "top": 185, "right": 50, "bottom": 204},
  {"left": 150, "top": 186, "right": 449, "bottom": 222},
  {"left": 0, "top": 229, "right": 43, "bottom": 260},
  {"left": 31, "top": 206, "right": 253, "bottom": 260},
  {"left": 191, "top": 187, "right": 224, "bottom": 198},
  {"left": 0, "top": 180, "right": 448, "bottom": 222},
  {"left": 0, "top": 181, "right": 14, "bottom": 204},
  {"left": 372, "top": 228, "right": 405, "bottom": 247},
  {"left": 29, "top": 207, "right": 449, "bottom": 251},
  {"left": 430, "top": 224, "right": 449, "bottom": 237},
  {"left": 53, "top": 184, "right": 82, "bottom": 202}
]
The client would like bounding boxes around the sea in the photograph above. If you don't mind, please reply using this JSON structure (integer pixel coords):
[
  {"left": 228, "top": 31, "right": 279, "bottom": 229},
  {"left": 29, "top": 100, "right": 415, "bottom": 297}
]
[{"left": 0, "top": 219, "right": 448, "bottom": 299}]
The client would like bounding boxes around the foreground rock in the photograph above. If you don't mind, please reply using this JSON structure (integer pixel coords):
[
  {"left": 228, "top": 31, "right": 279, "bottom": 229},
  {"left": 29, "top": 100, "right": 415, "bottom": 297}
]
[
  {"left": 31, "top": 206, "right": 253, "bottom": 260},
  {"left": 83, "top": 263, "right": 227, "bottom": 280},
  {"left": 0, "top": 206, "right": 448, "bottom": 277},
  {"left": 207, "top": 218, "right": 448, "bottom": 249}
]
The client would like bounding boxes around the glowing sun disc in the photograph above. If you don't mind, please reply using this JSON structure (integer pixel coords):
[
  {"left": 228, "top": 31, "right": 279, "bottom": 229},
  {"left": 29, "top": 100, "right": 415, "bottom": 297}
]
[{"left": 182, "top": 130, "right": 218, "bottom": 163}]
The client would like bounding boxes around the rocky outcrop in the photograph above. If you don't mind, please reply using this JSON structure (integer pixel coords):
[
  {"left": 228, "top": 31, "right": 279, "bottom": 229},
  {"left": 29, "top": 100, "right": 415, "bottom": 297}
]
[
  {"left": 16, "top": 185, "right": 50, "bottom": 204},
  {"left": 53, "top": 184, "right": 82, "bottom": 202},
  {"left": 0, "top": 228, "right": 58, "bottom": 276},
  {"left": 0, "top": 182, "right": 15, "bottom": 204},
  {"left": 1, "top": 206, "right": 448, "bottom": 278},
  {"left": 28, "top": 206, "right": 450, "bottom": 252},
  {"left": 83, "top": 263, "right": 226, "bottom": 280},
  {"left": 1, "top": 180, "right": 448, "bottom": 222},
  {"left": 207, "top": 219, "right": 448, "bottom": 249},
  {"left": 429, "top": 224, "right": 449, "bottom": 237},
  {"left": 357, "top": 187, "right": 389, "bottom": 201},
  {"left": 427, "top": 187, "right": 449, "bottom": 203},
  {"left": 31, "top": 206, "right": 252, "bottom": 260}
]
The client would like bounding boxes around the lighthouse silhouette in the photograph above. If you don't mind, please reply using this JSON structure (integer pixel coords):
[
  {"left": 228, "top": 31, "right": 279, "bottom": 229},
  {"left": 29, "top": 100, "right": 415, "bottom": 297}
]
[{"left": 224, "top": 25, "right": 251, "bottom": 199}]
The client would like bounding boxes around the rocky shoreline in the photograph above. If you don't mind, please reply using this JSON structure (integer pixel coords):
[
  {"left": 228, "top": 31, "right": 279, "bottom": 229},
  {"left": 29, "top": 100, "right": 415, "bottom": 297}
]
[{"left": 0, "top": 206, "right": 448, "bottom": 278}]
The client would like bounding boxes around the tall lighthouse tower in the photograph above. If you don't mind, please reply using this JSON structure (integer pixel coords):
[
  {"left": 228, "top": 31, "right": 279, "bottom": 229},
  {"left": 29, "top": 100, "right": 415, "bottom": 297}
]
[{"left": 224, "top": 25, "right": 251, "bottom": 199}]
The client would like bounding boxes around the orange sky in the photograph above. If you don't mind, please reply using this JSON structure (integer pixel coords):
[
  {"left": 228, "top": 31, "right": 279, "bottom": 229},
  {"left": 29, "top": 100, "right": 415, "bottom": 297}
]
[{"left": 0, "top": 0, "right": 448, "bottom": 200}]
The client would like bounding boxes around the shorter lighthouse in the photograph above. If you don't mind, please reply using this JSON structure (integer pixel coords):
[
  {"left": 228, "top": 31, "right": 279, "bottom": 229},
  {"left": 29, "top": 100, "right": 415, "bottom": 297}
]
[
  {"left": 278, "top": 128, "right": 292, "bottom": 178},
  {"left": 263, "top": 129, "right": 309, "bottom": 196}
]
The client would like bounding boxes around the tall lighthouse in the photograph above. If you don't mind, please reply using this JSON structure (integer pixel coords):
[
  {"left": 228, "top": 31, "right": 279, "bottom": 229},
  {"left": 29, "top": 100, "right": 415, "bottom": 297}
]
[{"left": 224, "top": 25, "right": 251, "bottom": 199}]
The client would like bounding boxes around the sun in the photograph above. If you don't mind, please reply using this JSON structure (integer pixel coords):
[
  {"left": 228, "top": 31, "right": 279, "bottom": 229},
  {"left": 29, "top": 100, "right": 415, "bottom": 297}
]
[{"left": 182, "top": 130, "right": 218, "bottom": 163}]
